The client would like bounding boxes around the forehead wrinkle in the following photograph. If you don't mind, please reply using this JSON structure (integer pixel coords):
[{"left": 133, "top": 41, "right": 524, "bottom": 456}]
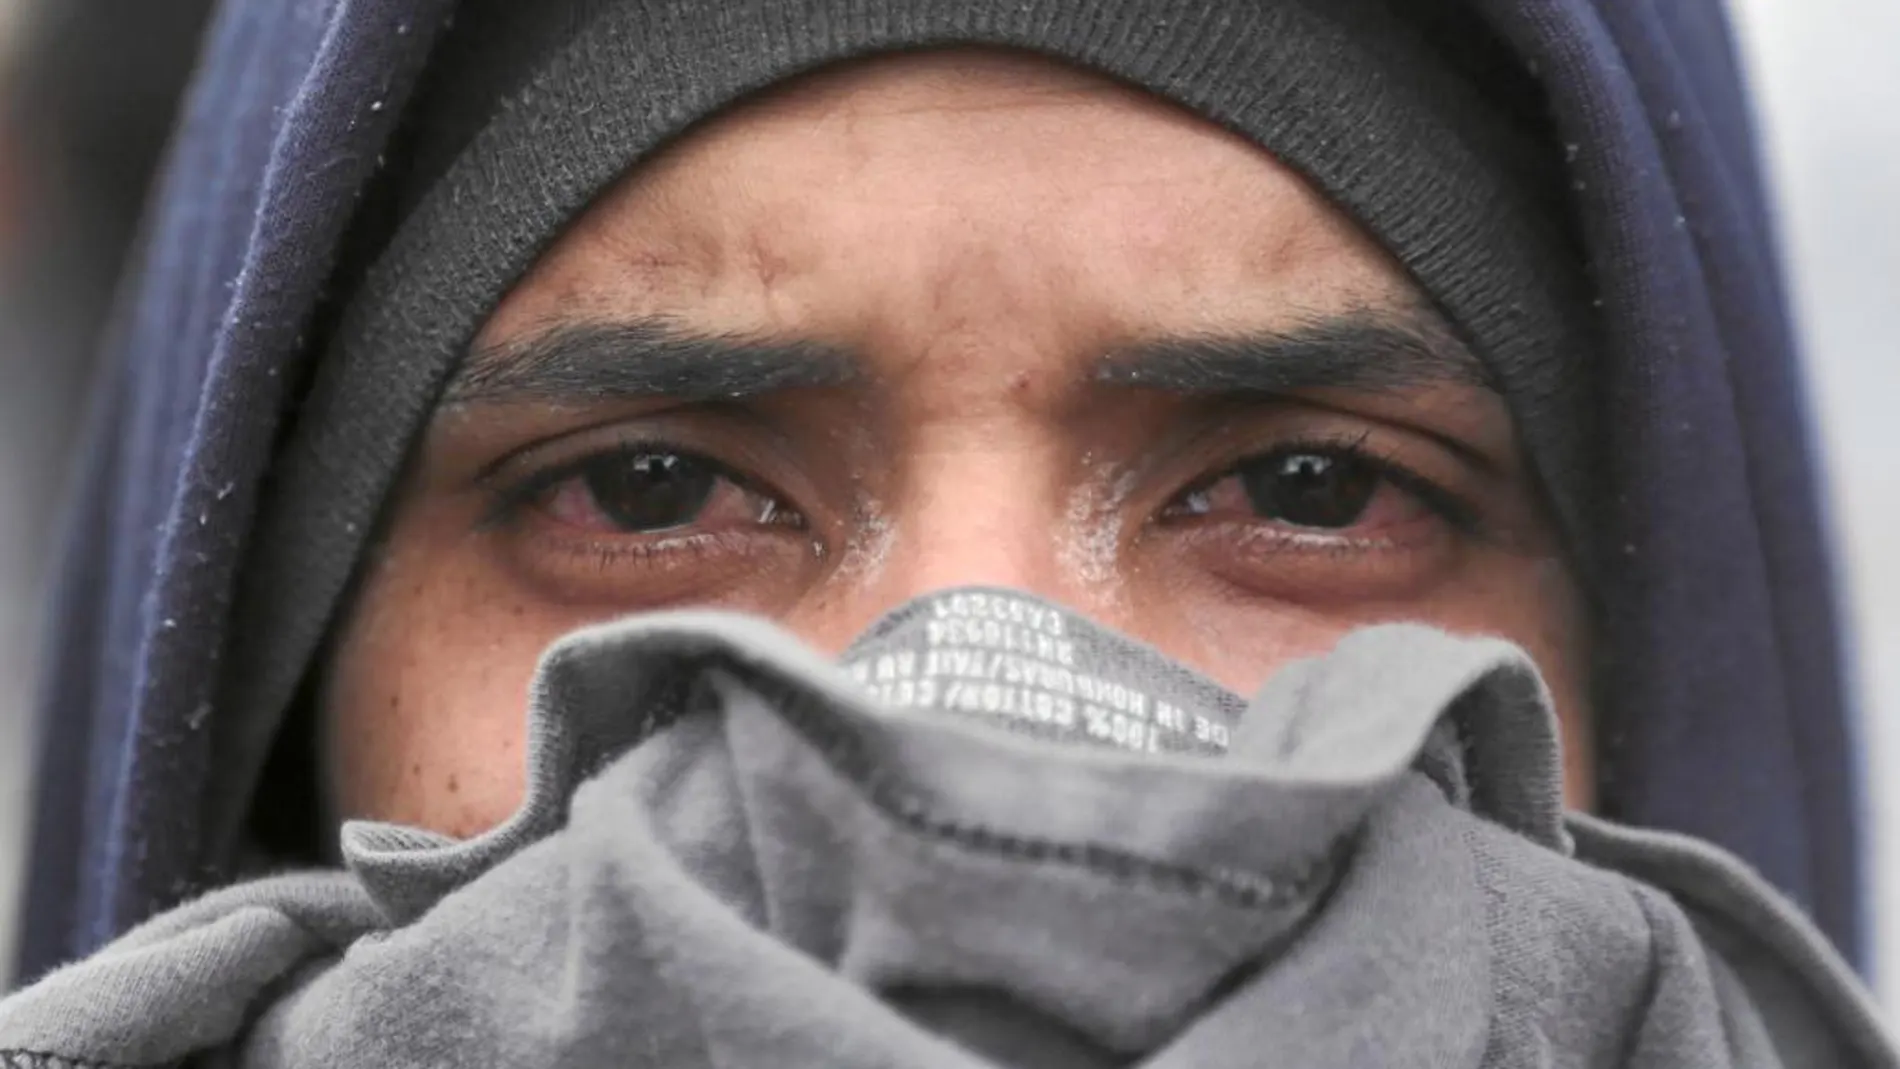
[
  {"left": 466, "top": 50, "right": 1473, "bottom": 438},
  {"left": 533, "top": 65, "right": 1393, "bottom": 338}
]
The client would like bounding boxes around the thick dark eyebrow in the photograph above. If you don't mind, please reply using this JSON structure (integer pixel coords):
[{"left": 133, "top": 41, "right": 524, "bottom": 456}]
[
  {"left": 447, "top": 310, "right": 1488, "bottom": 408},
  {"left": 443, "top": 319, "right": 860, "bottom": 405},
  {"left": 1093, "top": 311, "right": 1494, "bottom": 396}
]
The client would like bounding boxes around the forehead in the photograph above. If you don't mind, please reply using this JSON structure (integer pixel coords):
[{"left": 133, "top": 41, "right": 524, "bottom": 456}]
[{"left": 477, "top": 48, "right": 1419, "bottom": 350}]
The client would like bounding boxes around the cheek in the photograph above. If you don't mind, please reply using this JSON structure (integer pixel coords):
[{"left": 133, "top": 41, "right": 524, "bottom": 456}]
[
  {"left": 321, "top": 542, "right": 561, "bottom": 838},
  {"left": 1120, "top": 550, "right": 1594, "bottom": 806},
  {"left": 1495, "top": 555, "right": 1596, "bottom": 809}
]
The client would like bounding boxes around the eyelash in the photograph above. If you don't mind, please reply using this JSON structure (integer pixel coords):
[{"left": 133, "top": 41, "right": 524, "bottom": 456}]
[{"left": 1177, "top": 431, "right": 1483, "bottom": 534}]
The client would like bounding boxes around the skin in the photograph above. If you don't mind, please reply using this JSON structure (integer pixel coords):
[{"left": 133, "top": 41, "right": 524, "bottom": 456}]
[{"left": 323, "top": 49, "right": 1593, "bottom": 839}]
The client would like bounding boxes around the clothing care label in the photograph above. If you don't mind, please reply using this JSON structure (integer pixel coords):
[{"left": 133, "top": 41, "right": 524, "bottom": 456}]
[{"left": 840, "top": 588, "right": 1245, "bottom": 756}]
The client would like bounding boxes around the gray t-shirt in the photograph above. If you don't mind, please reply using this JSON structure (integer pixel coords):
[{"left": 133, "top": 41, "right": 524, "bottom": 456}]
[{"left": 1, "top": 589, "right": 1891, "bottom": 1067}]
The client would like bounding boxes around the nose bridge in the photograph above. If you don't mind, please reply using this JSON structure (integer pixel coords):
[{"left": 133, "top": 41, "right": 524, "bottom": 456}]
[
  {"left": 873, "top": 438, "right": 1062, "bottom": 597},
  {"left": 800, "top": 424, "right": 1099, "bottom": 657},
  {"left": 813, "top": 309, "right": 1130, "bottom": 640}
]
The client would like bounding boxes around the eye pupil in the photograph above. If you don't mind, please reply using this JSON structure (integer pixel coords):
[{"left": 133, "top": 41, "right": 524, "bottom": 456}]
[
  {"left": 1241, "top": 451, "right": 1379, "bottom": 528},
  {"left": 585, "top": 450, "right": 717, "bottom": 532}
]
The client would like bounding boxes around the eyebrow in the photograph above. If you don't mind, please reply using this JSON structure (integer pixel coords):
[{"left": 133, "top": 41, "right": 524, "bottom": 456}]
[
  {"left": 1093, "top": 311, "right": 1494, "bottom": 395},
  {"left": 443, "top": 319, "right": 860, "bottom": 404},
  {"left": 442, "top": 309, "right": 1493, "bottom": 408}
]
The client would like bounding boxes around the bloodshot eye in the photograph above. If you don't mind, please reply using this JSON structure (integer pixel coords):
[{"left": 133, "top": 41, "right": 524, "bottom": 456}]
[
  {"left": 534, "top": 447, "right": 796, "bottom": 534},
  {"left": 1153, "top": 437, "right": 1483, "bottom": 602},
  {"left": 1170, "top": 445, "right": 1435, "bottom": 535}
]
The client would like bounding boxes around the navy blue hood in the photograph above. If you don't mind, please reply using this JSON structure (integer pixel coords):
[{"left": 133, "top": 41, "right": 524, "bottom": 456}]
[{"left": 14, "top": 0, "right": 1866, "bottom": 979}]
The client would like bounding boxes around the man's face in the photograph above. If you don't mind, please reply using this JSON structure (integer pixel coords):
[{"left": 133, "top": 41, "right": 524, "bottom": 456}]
[{"left": 323, "top": 50, "right": 1590, "bottom": 837}]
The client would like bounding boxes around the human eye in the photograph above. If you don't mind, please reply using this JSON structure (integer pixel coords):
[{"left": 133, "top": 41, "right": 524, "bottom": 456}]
[
  {"left": 505, "top": 443, "right": 802, "bottom": 536},
  {"left": 480, "top": 434, "right": 814, "bottom": 604},
  {"left": 1163, "top": 433, "right": 1477, "bottom": 543},
  {"left": 1153, "top": 430, "right": 1486, "bottom": 601}
]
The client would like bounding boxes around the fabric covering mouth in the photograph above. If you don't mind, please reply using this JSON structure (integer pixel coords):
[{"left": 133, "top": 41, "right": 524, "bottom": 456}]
[{"left": 329, "top": 586, "right": 1571, "bottom": 1064}]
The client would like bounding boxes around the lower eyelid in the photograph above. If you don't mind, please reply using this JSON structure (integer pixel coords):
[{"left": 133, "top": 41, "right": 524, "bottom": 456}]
[
  {"left": 1163, "top": 515, "right": 1457, "bottom": 601},
  {"left": 501, "top": 523, "right": 819, "bottom": 583},
  {"left": 533, "top": 527, "right": 733, "bottom": 561},
  {"left": 1205, "top": 512, "right": 1439, "bottom": 549}
]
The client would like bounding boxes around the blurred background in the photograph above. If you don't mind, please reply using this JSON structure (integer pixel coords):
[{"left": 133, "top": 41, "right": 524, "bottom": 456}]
[
  {"left": 0, "top": 0, "right": 1894, "bottom": 1006},
  {"left": 0, "top": 0, "right": 218, "bottom": 978}
]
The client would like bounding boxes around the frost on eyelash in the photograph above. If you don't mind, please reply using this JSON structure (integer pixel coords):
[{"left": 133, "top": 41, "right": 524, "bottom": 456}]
[
  {"left": 835, "top": 502, "right": 897, "bottom": 580},
  {"left": 1056, "top": 455, "right": 1134, "bottom": 596}
]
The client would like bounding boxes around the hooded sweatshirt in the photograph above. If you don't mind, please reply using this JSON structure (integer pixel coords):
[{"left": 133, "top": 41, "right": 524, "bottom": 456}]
[{"left": 6, "top": 0, "right": 1877, "bottom": 1053}]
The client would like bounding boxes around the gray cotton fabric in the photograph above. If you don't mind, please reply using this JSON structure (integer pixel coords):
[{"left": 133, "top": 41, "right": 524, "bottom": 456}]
[{"left": 2, "top": 589, "right": 1891, "bottom": 1068}]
